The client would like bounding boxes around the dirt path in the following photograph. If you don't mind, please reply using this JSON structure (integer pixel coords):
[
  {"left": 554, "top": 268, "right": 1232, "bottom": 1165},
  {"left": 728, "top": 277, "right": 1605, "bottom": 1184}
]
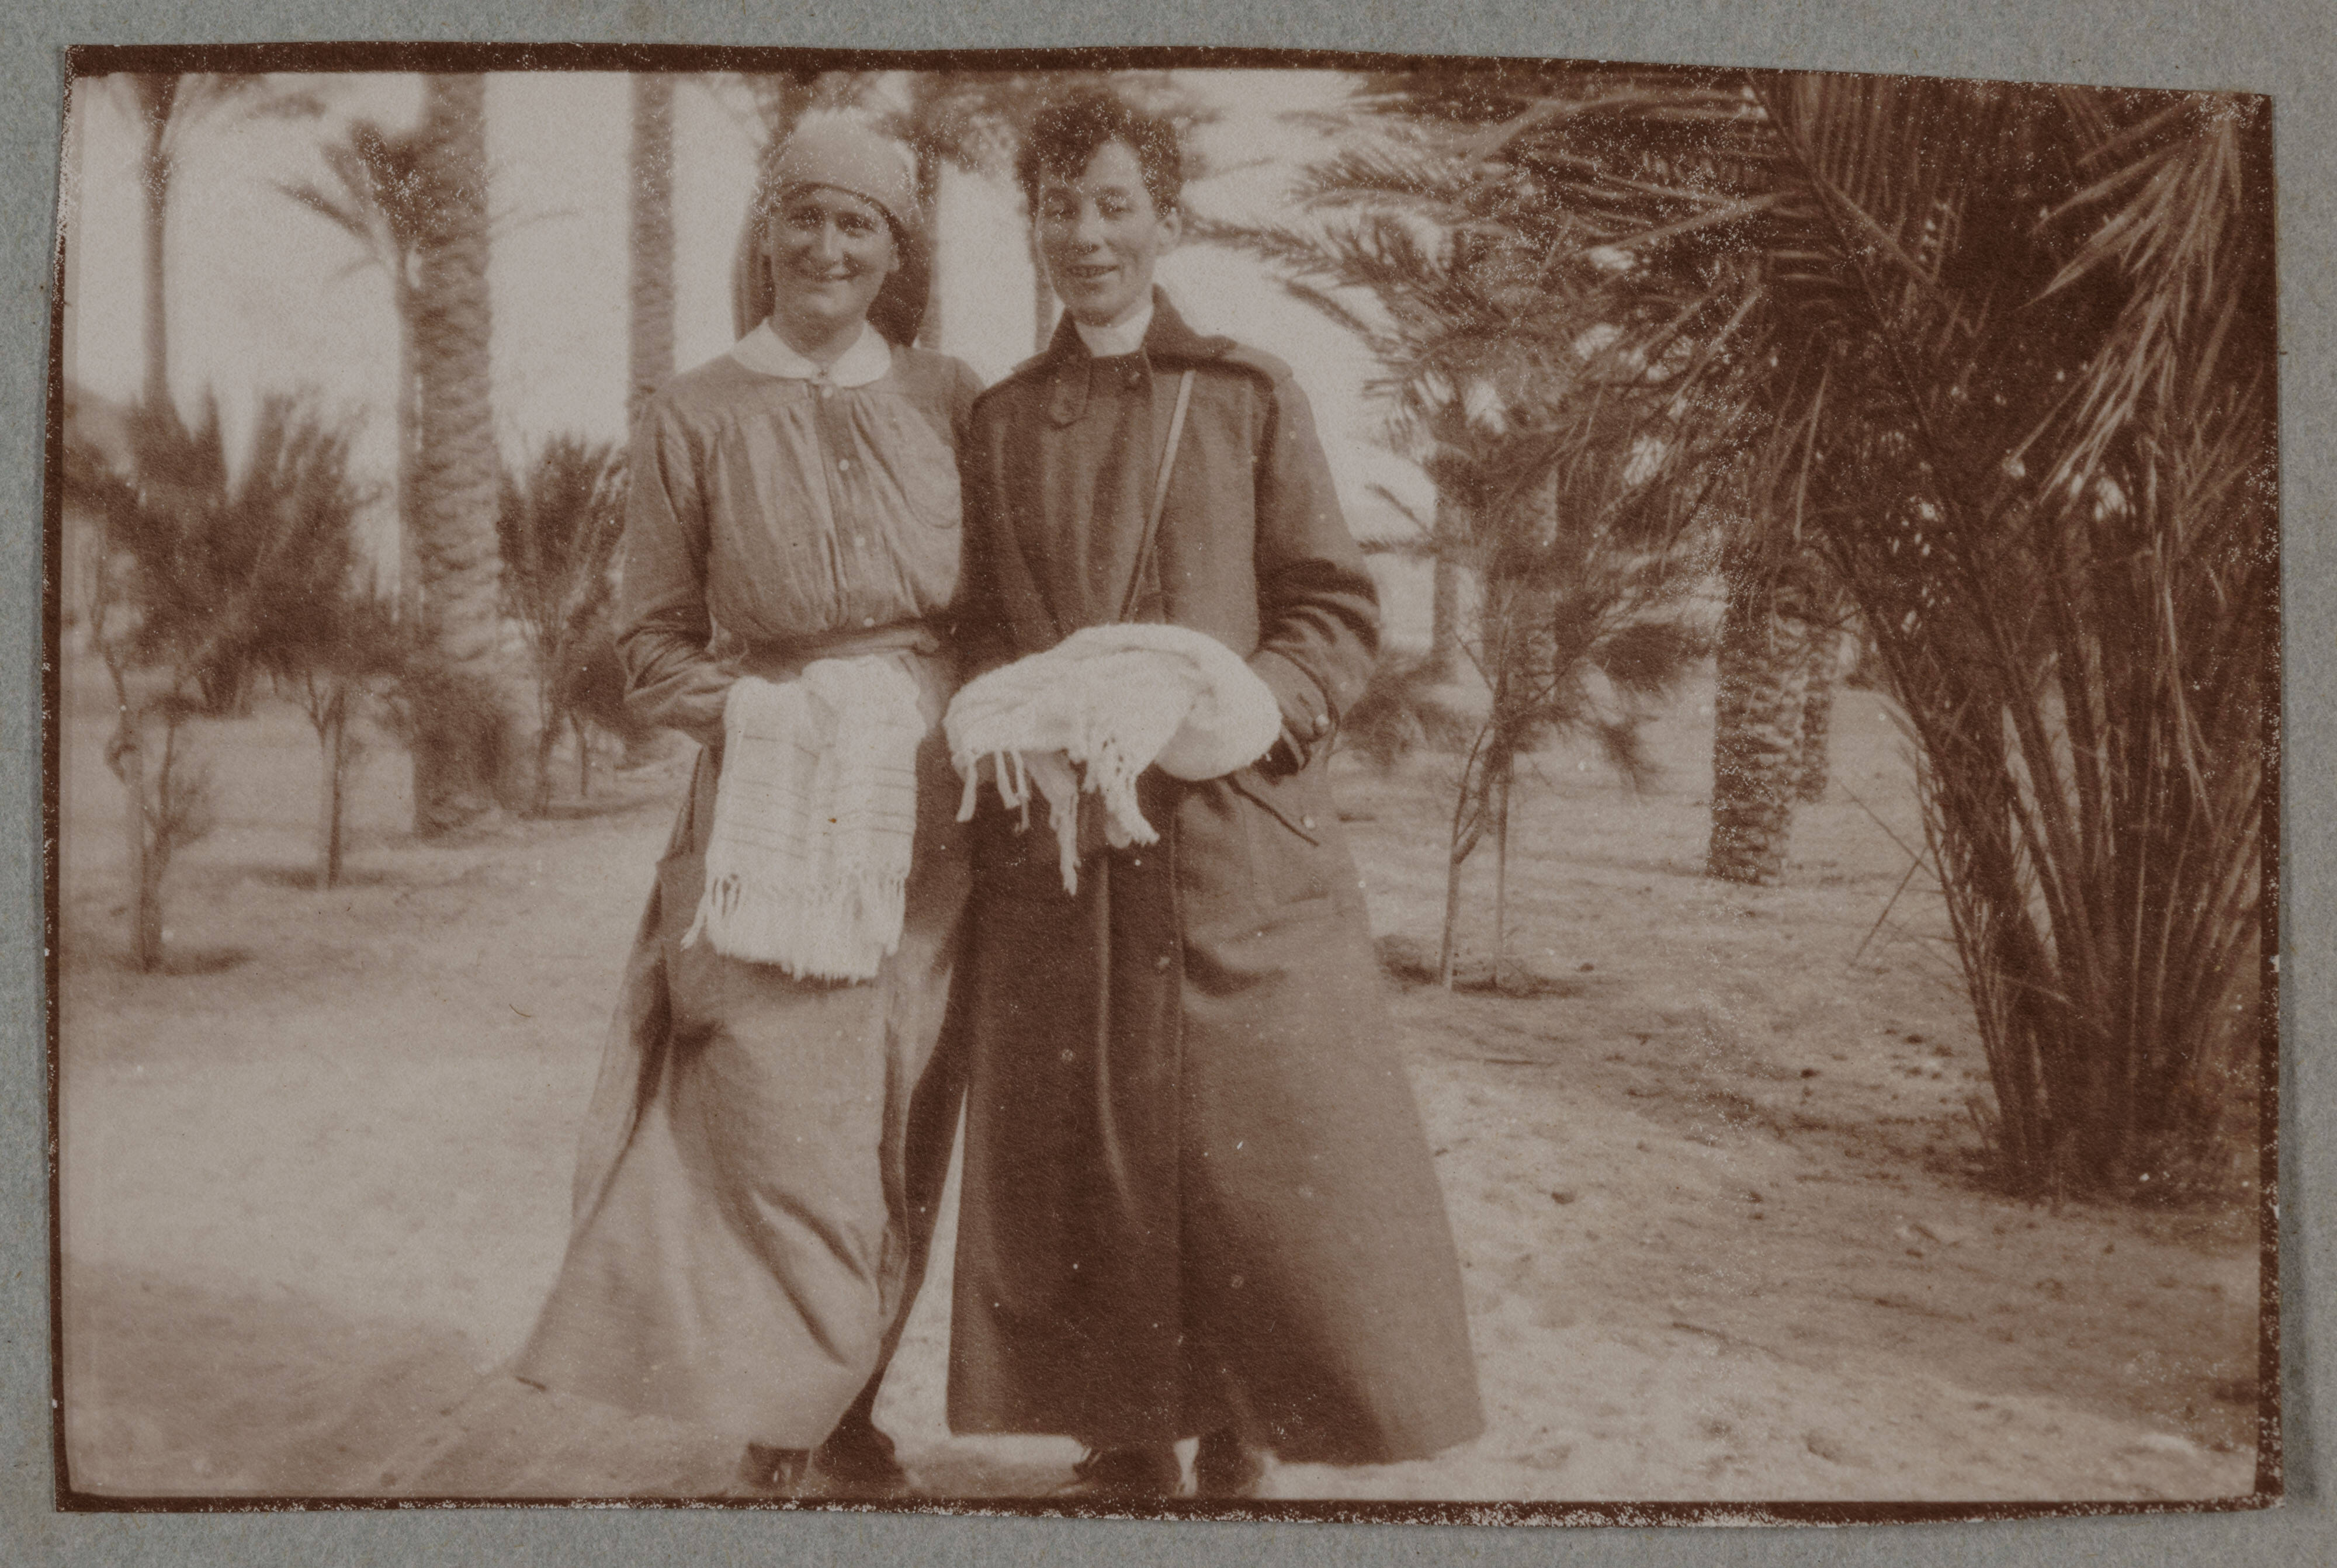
[{"left": 54, "top": 657, "right": 2263, "bottom": 1503}]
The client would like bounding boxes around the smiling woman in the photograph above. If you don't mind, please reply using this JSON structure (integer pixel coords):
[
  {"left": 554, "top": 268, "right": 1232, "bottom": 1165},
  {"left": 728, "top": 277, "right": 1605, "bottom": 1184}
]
[
  {"left": 506, "top": 113, "right": 986, "bottom": 1500},
  {"left": 1031, "top": 135, "right": 1183, "bottom": 331},
  {"left": 730, "top": 115, "right": 931, "bottom": 361},
  {"left": 765, "top": 185, "right": 899, "bottom": 360},
  {"left": 945, "top": 89, "right": 1485, "bottom": 1501}
]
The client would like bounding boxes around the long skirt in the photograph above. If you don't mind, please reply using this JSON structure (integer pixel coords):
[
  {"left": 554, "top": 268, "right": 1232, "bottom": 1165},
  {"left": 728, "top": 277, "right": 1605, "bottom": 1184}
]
[{"left": 512, "top": 649, "right": 969, "bottom": 1448}]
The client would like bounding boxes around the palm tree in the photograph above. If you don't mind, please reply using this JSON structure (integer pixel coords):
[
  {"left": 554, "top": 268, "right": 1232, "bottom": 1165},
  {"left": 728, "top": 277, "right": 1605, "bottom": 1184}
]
[
  {"left": 1478, "top": 71, "right": 2274, "bottom": 1196},
  {"left": 228, "top": 405, "right": 407, "bottom": 890},
  {"left": 1706, "top": 548, "right": 1826, "bottom": 884},
  {"left": 67, "top": 395, "right": 380, "bottom": 957},
  {"left": 1422, "top": 415, "right": 1707, "bottom": 988},
  {"left": 278, "top": 117, "right": 432, "bottom": 622},
  {"left": 883, "top": 71, "right": 1055, "bottom": 353},
  {"left": 1323, "top": 68, "right": 1866, "bottom": 876},
  {"left": 1331, "top": 70, "right": 1854, "bottom": 876},
  {"left": 1199, "top": 78, "right": 1603, "bottom": 685},
  {"left": 1312, "top": 68, "right": 1658, "bottom": 684},
  {"left": 627, "top": 72, "right": 677, "bottom": 428},
  {"left": 406, "top": 72, "right": 535, "bottom": 834},
  {"left": 65, "top": 399, "right": 227, "bottom": 970},
  {"left": 495, "top": 436, "right": 629, "bottom": 813},
  {"left": 1212, "top": 117, "right": 1718, "bottom": 984},
  {"left": 112, "top": 73, "right": 321, "bottom": 416}
]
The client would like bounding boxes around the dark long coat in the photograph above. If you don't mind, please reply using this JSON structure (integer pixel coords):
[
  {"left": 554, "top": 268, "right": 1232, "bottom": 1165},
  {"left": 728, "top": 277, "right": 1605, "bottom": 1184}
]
[{"left": 946, "top": 294, "right": 1484, "bottom": 1465}]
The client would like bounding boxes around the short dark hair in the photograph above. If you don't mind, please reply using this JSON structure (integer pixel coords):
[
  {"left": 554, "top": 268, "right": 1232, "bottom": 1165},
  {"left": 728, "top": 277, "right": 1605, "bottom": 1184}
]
[{"left": 1015, "top": 91, "right": 1184, "bottom": 216}]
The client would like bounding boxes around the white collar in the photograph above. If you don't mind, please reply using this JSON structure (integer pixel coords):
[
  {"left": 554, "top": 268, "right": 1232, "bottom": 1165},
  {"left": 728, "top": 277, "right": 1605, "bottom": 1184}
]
[
  {"left": 1072, "top": 296, "right": 1155, "bottom": 360},
  {"left": 730, "top": 320, "right": 893, "bottom": 387}
]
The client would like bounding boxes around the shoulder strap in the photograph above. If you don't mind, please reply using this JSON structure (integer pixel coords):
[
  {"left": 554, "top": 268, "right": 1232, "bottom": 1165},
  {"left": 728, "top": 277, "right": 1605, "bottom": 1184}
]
[{"left": 1119, "top": 369, "right": 1196, "bottom": 624}]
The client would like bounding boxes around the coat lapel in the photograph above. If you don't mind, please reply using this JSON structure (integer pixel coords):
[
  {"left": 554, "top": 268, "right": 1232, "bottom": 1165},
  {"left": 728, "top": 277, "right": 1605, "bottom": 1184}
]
[{"left": 1010, "top": 295, "right": 1234, "bottom": 644}]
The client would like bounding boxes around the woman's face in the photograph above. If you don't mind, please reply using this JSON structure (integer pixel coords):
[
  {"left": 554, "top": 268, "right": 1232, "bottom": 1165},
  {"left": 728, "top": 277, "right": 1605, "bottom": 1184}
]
[
  {"left": 1035, "top": 138, "right": 1180, "bottom": 330},
  {"left": 764, "top": 185, "right": 898, "bottom": 344}
]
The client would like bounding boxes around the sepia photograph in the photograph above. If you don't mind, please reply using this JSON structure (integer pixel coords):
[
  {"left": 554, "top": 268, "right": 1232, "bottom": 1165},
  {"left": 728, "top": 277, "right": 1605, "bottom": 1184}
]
[{"left": 46, "top": 44, "right": 2277, "bottom": 1518}]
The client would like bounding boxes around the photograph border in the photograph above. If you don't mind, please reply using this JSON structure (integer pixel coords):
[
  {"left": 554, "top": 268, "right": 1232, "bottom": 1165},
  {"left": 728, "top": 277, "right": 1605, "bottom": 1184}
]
[{"left": 9, "top": 5, "right": 2330, "bottom": 1566}]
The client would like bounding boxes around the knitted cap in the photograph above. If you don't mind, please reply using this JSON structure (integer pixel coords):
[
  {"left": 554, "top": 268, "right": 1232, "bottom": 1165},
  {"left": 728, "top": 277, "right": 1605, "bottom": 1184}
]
[{"left": 769, "top": 116, "right": 918, "bottom": 235}]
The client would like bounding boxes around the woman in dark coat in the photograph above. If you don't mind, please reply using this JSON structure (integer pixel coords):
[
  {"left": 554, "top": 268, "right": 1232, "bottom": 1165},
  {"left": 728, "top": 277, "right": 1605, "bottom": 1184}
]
[{"left": 946, "top": 92, "right": 1483, "bottom": 1497}]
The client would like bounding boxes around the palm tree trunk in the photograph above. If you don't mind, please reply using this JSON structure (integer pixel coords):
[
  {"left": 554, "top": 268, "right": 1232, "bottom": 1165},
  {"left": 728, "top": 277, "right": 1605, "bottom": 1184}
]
[
  {"left": 1794, "top": 626, "right": 1849, "bottom": 804},
  {"left": 533, "top": 699, "right": 560, "bottom": 816},
  {"left": 1707, "top": 568, "right": 1816, "bottom": 885},
  {"left": 409, "top": 74, "right": 533, "bottom": 835},
  {"left": 394, "top": 269, "right": 427, "bottom": 819},
  {"left": 531, "top": 621, "right": 563, "bottom": 817},
  {"left": 318, "top": 681, "right": 347, "bottom": 889},
  {"left": 137, "top": 84, "right": 175, "bottom": 415},
  {"left": 627, "top": 73, "right": 677, "bottom": 430},
  {"left": 116, "top": 715, "right": 162, "bottom": 971},
  {"left": 99, "top": 642, "right": 167, "bottom": 970},
  {"left": 1437, "top": 806, "right": 1469, "bottom": 989},
  {"left": 1428, "top": 494, "right": 1464, "bottom": 684},
  {"left": 139, "top": 720, "right": 182, "bottom": 971},
  {"left": 1490, "top": 755, "right": 1512, "bottom": 991},
  {"left": 915, "top": 151, "right": 945, "bottom": 351},
  {"left": 1027, "top": 220, "right": 1056, "bottom": 352},
  {"left": 1437, "top": 725, "right": 1492, "bottom": 988},
  {"left": 393, "top": 275, "right": 421, "bottom": 626},
  {"left": 131, "top": 816, "right": 164, "bottom": 970}
]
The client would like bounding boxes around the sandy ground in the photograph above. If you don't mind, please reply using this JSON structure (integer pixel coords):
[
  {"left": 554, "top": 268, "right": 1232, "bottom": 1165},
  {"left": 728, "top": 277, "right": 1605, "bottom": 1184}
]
[{"left": 53, "top": 645, "right": 2266, "bottom": 1505}]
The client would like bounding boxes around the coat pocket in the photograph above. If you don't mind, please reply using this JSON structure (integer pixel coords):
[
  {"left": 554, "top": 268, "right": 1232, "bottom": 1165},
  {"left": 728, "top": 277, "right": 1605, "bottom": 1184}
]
[{"left": 1226, "top": 765, "right": 1338, "bottom": 914}]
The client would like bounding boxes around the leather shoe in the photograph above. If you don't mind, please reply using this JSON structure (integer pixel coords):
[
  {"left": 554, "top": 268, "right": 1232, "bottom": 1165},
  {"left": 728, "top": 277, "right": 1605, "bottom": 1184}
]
[
  {"left": 815, "top": 1410, "right": 910, "bottom": 1495},
  {"left": 1057, "top": 1443, "right": 1182, "bottom": 1498},
  {"left": 1193, "top": 1427, "right": 1270, "bottom": 1497},
  {"left": 734, "top": 1444, "right": 817, "bottom": 1498}
]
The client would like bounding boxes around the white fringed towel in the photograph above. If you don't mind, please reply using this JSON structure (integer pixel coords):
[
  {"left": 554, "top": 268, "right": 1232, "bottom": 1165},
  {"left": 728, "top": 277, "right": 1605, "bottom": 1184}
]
[
  {"left": 945, "top": 623, "right": 1283, "bottom": 894},
  {"left": 683, "top": 656, "right": 925, "bottom": 980}
]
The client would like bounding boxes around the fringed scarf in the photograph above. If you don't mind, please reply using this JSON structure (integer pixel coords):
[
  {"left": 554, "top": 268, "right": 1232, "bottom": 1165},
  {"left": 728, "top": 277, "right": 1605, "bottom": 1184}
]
[
  {"left": 945, "top": 623, "right": 1283, "bottom": 894},
  {"left": 684, "top": 655, "right": 926, "bottom": 980}
]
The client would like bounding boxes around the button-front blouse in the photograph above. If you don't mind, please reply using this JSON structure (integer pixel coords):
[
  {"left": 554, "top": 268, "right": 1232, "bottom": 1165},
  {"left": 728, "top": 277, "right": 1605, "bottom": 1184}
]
[{"left": 617, "top": 324, "right": 984, "bottom": 745}]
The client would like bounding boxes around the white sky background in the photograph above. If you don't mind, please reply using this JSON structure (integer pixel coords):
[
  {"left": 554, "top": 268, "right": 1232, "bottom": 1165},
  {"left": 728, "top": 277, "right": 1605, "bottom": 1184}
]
[{"left": 61, "top": 69, "right": 1433, "bottom": 592}]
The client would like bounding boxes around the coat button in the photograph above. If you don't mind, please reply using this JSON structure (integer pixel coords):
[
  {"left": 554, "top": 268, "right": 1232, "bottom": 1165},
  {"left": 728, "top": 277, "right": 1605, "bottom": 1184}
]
[
  {"left": 1301, "top": 815, "right": 1315, "bottom": 830},
  {"left": 837, "top": 457, "right": 852, "bottom": 473}
]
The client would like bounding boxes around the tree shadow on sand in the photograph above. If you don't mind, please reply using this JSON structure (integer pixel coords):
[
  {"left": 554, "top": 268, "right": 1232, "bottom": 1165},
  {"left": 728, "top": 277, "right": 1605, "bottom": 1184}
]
[
  {"left": 60, "top": 1260, "right": 1091, "bottom": 1504},
  {"left": 77, "top": 943, "right": 259, "bottom": 977},
  {"left": 60, "top": 1260, "right": 736, "bottom": 1500},
  {"left": 529, "top": 796, "right": 666, "bottom": 823},
  {"left": 1375, "top": 934, "right": 1596, "bottom": 1000},
  {"left": 243, "top": 865, "right": 398, "bottom": 891}
]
